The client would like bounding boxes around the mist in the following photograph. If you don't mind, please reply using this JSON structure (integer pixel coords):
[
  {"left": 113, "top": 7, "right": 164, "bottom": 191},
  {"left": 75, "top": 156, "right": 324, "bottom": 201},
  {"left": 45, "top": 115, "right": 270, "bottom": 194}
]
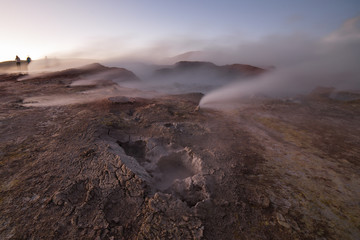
[
  {"left": 15, "top": 16, "right": 360, "bottom": 108},
  {"left": 199, "top": 16, "right": 360, "bottom": 108},
  {"left": 99, "top": 16, "right": 360, "bottom": 105}
]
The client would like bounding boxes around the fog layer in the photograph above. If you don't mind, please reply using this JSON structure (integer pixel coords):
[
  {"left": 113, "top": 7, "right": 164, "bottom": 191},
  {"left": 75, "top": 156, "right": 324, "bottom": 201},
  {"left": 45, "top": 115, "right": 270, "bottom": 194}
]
[
  {"left": 11, "top": 16, "right": 360, "bottom": 108},
  {"left": 199, "top": 16, "right": 360, "bottom": 107}
]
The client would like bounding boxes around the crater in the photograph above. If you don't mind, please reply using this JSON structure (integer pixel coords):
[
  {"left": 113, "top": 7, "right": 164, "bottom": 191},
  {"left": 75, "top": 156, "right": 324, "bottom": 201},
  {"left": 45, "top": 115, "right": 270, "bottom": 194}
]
[
  {"left": 116, "top": 138, "right": 209, "bottom": 205},
  {"left": 117, "top": 140, "right": 147, "bottom": 164},
  {"left": 150, "top": 151, "right": 197, "bottom": 191}
]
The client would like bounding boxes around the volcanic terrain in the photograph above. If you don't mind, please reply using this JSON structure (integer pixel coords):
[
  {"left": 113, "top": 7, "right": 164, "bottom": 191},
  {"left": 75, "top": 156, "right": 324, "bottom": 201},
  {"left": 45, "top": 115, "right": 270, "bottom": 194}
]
[{"left": 0, "top": 63, "right": 359, "bottom": 239}]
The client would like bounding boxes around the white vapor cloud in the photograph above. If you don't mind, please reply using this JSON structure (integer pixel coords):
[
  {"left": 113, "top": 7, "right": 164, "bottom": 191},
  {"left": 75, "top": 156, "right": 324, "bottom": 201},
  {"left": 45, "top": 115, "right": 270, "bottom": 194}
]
[{"left": 199, "top": 15, "right": 360, "bottom": 108}]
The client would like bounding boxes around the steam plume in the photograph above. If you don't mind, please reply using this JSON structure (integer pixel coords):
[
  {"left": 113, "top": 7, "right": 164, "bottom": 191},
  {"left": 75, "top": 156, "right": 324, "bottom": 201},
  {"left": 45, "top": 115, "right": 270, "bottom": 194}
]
[{"left": 200, "top": 16, "right": 360, "bottom": 108}]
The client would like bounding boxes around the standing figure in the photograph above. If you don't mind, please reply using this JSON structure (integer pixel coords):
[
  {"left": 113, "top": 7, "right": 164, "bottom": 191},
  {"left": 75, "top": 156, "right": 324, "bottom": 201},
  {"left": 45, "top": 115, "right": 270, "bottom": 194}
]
[
  {"left": 15, "top": 55, "right": 21, "bottom": 71},
  {"left": 26, "top": 56, "right": 32, "bottom": 73}
]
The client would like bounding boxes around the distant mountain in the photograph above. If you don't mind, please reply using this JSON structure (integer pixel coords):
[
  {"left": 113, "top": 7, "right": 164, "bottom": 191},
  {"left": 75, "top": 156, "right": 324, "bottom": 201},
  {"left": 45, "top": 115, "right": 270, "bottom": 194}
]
[
  {"left": 165, "top": 51, "right": 204, "bottom": 64},
  {"left": 222, "top": 63, "right": 266, "bottom": 76},
  {"left": 154, "top": 61, "right": 265, "bottom": 81}
]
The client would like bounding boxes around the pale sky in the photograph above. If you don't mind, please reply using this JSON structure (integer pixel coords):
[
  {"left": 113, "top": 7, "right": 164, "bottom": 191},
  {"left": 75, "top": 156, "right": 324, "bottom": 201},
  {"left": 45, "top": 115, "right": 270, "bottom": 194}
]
[{"left": 0, "top": 0, "right": 359, "bottom": 62}]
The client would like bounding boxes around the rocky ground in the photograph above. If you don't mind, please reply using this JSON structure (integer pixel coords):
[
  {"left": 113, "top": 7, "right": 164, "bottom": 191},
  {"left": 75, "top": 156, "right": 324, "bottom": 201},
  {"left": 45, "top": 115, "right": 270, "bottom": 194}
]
[{"left": 0, "top": 66, "right": 359, "bottom": 239}]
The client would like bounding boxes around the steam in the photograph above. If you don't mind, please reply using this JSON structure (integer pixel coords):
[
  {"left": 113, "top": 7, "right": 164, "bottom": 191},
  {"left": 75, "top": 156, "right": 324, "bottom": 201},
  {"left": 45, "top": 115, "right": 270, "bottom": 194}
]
[
  {"left": 119, "top": 66, "right": 235, "bottom": 95},
  {"left": 16, "top": 15, "right": 360, "bottom": 108},
  {"left": 28, "top": 58, "right": 96, "bottom": 73},
  {"left": 22, "top": 85, "right": 161, "bottom": 107},
  {"left": 200, "top": 16, "right": 360, "bottom": 108},
  {"left": 70, "top": 68, "right": 136, "bottom": 87}
]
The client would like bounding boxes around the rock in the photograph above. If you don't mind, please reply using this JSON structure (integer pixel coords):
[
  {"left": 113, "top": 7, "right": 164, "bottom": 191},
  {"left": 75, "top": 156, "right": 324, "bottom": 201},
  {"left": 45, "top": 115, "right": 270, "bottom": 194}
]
[
  {"left": 137, "top": 192, "right": 203, "bottom": 239},
  {"left": 276, "top": 213, "right": 291, "bottom": 229},
  {"left": 247, "top": 189, "right": 271, "bottom": 209},
  {"left": 52, "top": 192, "right": 66, "bottom": 206},
  {"left": 260, "top": 195, "right": 271, "bottom": 208}
]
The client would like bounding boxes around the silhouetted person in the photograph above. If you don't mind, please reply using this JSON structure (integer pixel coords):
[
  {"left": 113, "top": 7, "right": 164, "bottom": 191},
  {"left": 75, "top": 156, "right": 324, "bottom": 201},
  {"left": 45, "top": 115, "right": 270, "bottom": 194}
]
[
  {"left": 25, "top": 56, "right": 32, "bottom": 73},
  {"left": 15, "top": 55, "right": 21, "bottom": 71}
]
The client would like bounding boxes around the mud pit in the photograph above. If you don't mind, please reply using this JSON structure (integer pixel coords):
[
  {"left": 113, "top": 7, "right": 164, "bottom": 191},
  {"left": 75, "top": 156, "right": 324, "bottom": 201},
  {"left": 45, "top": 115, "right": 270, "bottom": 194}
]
[
  {"left": 1, "top": 68, "right": 360, "bottom": 240},
  {"left": 116, "top": 134, "right": 207, "bottom": 207}
]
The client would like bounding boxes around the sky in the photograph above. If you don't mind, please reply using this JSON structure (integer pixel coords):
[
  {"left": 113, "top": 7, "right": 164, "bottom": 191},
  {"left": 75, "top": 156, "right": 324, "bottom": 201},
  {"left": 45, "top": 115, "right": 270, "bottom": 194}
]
[{"left": 0, "top": 0, "right": 360, "bottom": 62}]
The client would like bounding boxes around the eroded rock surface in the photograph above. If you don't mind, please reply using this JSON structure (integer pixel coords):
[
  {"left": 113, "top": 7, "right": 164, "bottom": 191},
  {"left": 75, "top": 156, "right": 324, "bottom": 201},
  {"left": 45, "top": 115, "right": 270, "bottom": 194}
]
[{"left": 0, "top": 71, "right": 360, "bottom": 239}]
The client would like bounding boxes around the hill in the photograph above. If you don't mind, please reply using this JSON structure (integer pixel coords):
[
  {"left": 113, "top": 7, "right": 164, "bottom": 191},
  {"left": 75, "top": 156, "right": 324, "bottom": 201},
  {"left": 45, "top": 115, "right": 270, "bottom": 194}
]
[
  {"left": 165, "top": 51, "right": 204, "bottom": 64},
  {"left": 154, "top": 61, "right": 266, "bottom": 81}
]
